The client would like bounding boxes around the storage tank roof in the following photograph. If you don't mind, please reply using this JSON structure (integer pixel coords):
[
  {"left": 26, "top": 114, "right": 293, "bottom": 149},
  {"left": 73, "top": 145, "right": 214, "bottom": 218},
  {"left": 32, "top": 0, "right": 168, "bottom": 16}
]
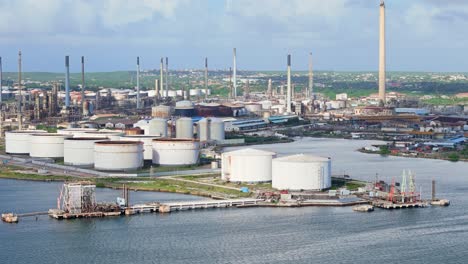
[
  {"left": 224, "top": 148, "right": 276, "bottom": 156},
  {"left": 274, "top": 154, "right": 330, "bottom": 163}
]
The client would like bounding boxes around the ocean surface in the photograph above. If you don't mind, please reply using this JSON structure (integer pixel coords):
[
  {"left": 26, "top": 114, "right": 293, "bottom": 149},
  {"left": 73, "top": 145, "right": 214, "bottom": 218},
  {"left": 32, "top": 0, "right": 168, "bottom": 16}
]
[{"left": 1, "top": 138, "right": 467, "bottom": 264}]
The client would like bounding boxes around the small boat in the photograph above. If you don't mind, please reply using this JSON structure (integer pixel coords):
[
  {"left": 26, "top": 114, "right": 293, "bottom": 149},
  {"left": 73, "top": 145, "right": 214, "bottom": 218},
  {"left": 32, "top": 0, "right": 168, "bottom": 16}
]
[
  {"left": 1, "top": 213, "right": 19, "bottom": 223},
  {"left": 353, "top": 205, "right": 374, "bottom": 212},
  {"left": 430, "top": 199, "right": 450, "bottom": 206}
]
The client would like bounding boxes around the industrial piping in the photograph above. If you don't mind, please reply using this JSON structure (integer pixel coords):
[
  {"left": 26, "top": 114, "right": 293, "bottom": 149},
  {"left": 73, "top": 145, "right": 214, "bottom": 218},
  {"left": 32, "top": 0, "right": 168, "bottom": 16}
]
[
  {"left": 65, "top": 55, "right": 70, "bottom": 108},
  {"left": 136, "top": 56, "right": 140, "bottom": 109},
  {"left": 287, "top": 54, "right": 292, "bottom": 113},
  {"left": 160, "top": 57, "right": 164, "bottom": 98},
  {"left": 233, "top": 48, "right": 237, "bottom": 98},
  {"left": 165, "top": 57, "right": 169, "bottom": 97},
  {"left": 0, "top": 56, "right": 2, "bottom": 104},
  {"left": 81, "top": 56, "right": 85, "bottom": 116},
  {"left": 308, "top": 52, "right": 313, "bottom": 98},
  {"left": 379, "top": 0, "right": 386, "bottom": 104},
  {"left": 204, "top": 57, "right": 208, "bottom": 100}
]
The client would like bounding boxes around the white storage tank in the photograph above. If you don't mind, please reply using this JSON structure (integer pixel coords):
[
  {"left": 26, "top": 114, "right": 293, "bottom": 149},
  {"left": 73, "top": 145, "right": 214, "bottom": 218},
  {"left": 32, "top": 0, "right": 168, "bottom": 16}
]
[
  {"left": 176, "top": 117, "right": 194, "bottom": 139},
  {"left": 29, "top": 133, "right": 72, "bottom": 158},
  {"left": 152, "top": 105, "right": 172, "bottom": 118},
  {"left": 197, "top": 118, "right": 210, "bottom": 141},
  {"left": 152, "top": 138, "right": 200, "bottom": 166},
  {"left": 4, "top": 130, "right": 47, "bottom": 154},
  {"left": 57, "top": 128, "right": 98, "bottom": 136},
  {"left": 210, "top": 118, "right": 225, "bottom": 142},
  {"left": 272, "top": 154, "right": 331, "bottom": 191},
  {"left": 221, "top": 148, "right": 276, "bottom": 183},
  {"left": 64, "top": 137, "right": 108, "bottom": 167},
  {"left": 244, "top": 103, "right": 262, "bottom": 113},
  {"left": 148, "top": 118, "right": 168, "bottom": 137},
  {"left": 94, "top": 141, "right": 144, "bottom": 171},
  {"left": 81, "top": 131, "right": 124, "bottom": 140},
  {"left": 120, "top": 135, "right": 161, "bottom": 160}
]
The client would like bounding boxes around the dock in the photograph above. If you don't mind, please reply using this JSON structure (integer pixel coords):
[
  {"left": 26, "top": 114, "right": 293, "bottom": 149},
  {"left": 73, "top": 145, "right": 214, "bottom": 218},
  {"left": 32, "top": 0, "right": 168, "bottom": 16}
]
[
  {"left": 372, "top": 201, "right": 428, "bottom": 209},
  {"left": 130, "top": 198, "right": 262, "bottom": 214},
  {"left": 47, "top": 198, "right": 263, "bottom": 219}
]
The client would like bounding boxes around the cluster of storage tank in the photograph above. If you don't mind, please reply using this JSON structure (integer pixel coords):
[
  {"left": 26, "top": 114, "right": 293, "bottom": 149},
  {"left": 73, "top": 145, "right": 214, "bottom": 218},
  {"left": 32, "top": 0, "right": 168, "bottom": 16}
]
[
  {"left": 221, "top": 148, "right": 331, "bottom": 191},
  {"left": 197, "top": 118, "right": 225, "bottom": 142},
  {"left": 4, "top": 121, "right": 202, "bottom": 172}
]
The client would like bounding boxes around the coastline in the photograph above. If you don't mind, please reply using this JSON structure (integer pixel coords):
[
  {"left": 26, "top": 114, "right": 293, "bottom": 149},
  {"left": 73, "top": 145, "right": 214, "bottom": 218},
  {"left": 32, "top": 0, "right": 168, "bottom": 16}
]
[{"left": 358, "top": 148, "right": 468, "bottom": 162}]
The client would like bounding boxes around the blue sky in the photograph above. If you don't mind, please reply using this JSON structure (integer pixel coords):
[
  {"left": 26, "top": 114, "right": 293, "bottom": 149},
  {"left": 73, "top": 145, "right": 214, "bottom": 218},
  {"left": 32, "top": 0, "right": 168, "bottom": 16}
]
[{"left": 0, "top": 0, "right": 467, "bottom": 72}]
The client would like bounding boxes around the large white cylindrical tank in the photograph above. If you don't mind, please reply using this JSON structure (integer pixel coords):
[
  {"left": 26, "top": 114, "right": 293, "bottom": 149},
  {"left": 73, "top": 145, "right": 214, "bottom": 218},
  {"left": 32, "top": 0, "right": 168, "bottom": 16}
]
[
  {"left": 210, "top": 118, "right": 225, "bottom": 142},
  {"left": 152, "top": 139, "right": 200, "bottom": 165},
  {"left": 94, "top": 141, "right": 144, "bottom": 171},
  {"left": 81, "top": 131, "right": 124, "bottom": 140},
  {"left": 64, "top": 137, "right": 108, "bottom": 167},
  {"left": 152, "top": 105, "right": 172, "bottom": 118},
  {"left": 148, "top": 118, "right": 168, "bottom": 137},
  {"left": 120, "top": 135, "right": 161, "bottom": 160},
  {"left": 245, "top": 103, "right": 262, "bottom": 113},
  {"left": 4, "top": 130, "right": 47, "bottom": 154},
  {"left": 197, "top": 118, "right": 210, "bottom": 141},
  {"left": 176, "top": 117, "right": 193, "bottom": 139},
  {"left": 221, "top": 148, "right": 276, "bottom": 183},
  {"left": 29, "top": 134, "right": 72, "bottom": 158},
  {"left": 272, "top": 154, "right": 331, "bottom": 191},
  {"left": 57, "top": 128, "right": 98, "bottom": 136}
]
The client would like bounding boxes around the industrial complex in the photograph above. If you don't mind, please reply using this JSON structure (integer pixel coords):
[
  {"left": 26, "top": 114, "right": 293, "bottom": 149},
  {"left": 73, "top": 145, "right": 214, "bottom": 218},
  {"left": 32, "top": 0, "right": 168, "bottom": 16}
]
[{"left": 0, "top": 1, "right": 461, "bottom": 223}]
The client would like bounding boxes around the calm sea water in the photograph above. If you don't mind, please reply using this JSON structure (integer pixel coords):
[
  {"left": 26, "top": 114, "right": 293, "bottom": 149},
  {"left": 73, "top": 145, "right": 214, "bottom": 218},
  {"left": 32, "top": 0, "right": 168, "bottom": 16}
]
[{"left": 1, "top": 138, "right": 467, "bottom": 264}]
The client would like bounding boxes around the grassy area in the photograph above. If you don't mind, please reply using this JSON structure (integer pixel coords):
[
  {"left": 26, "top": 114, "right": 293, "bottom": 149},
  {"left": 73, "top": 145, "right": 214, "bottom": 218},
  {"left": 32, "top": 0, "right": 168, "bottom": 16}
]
[
  {"left": 225, "top": 134, "right": 294, "bottom": 146},
  {"left": 0, "top": 165, "right": 249, "bottom": 198},
  {"left": 423, "top": 97, "right": 468, "bottom": 105},
  {"left": 0, "top": 166, "right": 77, "bottom": 182},
  {"left": 330, "top": 178, "right": 366, "bottom": 191}
]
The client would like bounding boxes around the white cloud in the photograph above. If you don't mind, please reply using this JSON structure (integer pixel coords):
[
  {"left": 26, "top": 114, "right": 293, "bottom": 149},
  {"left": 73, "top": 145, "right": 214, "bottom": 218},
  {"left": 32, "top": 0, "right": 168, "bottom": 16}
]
[
  {"left": 0, "top": 0, "right": 190, "bottom": 35},
  {"left": 0, "top": 0, "right": 61, "bottom": 33}
]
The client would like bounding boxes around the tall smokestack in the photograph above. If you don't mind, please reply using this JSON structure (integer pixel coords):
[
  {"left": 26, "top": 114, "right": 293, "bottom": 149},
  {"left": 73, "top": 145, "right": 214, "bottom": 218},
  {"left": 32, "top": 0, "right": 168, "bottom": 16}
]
[
  {"left": 204, "top": 57, "right": 208, "bottom": 100},
  {"left": 287, "top": 54, "right": 292, "bottom": 113},
  {"left": 165, "top": 57, "right": 169, "bottom": 97},
  {"left": 136, "top": 56, "right": 141, "bottom": 109},
  {"left": 267, "top": 78, "right": 272, "bottom": 98},
  {"left": 379, "top": 0, "right": 386, "bottom": 104},
  {"left": 81, "top": 56, "right": 85, "bottom": 115},
  {"left": 18, "top": 51, "right": 22, "bottom": 130},
  {"left": 155, "top": 79, "right": 160, "bottom": 102},
  {"left": 233, "top": 48, "right": 237, "bottom": 98},
  {"left": 308, "top": 52, "right": 313, "bottom": 98},
  {"left": 160, "top": 57, "right": 164, "bottom": 98},
  {"left": 229, "top": 67, "right": 232, "bottom": 99},
  {"left": 0, "top": 56, "right": 2, "bottom": 104},
  {"left": 65, "top": 55, "right": 70, "bottom": 107}
]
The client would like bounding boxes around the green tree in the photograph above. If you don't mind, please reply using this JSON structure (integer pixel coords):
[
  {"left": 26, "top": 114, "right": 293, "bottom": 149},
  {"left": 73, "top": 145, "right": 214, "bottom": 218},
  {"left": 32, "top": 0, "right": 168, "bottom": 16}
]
[{"left": 448, "top": 153, "right": 460, "bottom": 162}]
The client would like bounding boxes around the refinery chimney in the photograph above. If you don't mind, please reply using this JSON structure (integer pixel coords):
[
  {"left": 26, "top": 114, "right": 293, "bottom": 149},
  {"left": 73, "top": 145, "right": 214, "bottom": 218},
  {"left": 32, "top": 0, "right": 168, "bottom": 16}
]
[
  {"left": 308, "top": 52, "right": 313, "bottom": 98},
  {"left": 379, "top": 0, "right": 386, "bottom": 103},
  {"left": 267, "top": 78, "right": 272, "bottom": 98},
  {"left": 165, "top": 57, "right": 169, "bottom": 96},
  {"left": 154, "top": 79, "right": 160, "bottom": 102},
  {"left": 18, "top": 51, "right": 23, "bottom": 130},
  {"left": 0, "top": 56, "right": 2, "bottom": 103},
  {"left": 160, "top": 58, "right": 164, "bottom": 98},
  {"left": 233, "top": 48, "right": 237, "bottom": 98},
  {"left": 136, "top": 56, "right": 141, "bottom": 109},
  {"left": 81, "top": 56, "right": 85, "bottom": 115},
  {"left": 286, "top": 54, "right": 292, "bottom": 113},
  {"left": 229, "top": 67, "right": 233, "bottom": 99},
  {"left": 204, "top": 57, "right": 208, "bottom": 100},
  {"left": 65, "top": 55, "right": 70, "bottom": 107}
]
